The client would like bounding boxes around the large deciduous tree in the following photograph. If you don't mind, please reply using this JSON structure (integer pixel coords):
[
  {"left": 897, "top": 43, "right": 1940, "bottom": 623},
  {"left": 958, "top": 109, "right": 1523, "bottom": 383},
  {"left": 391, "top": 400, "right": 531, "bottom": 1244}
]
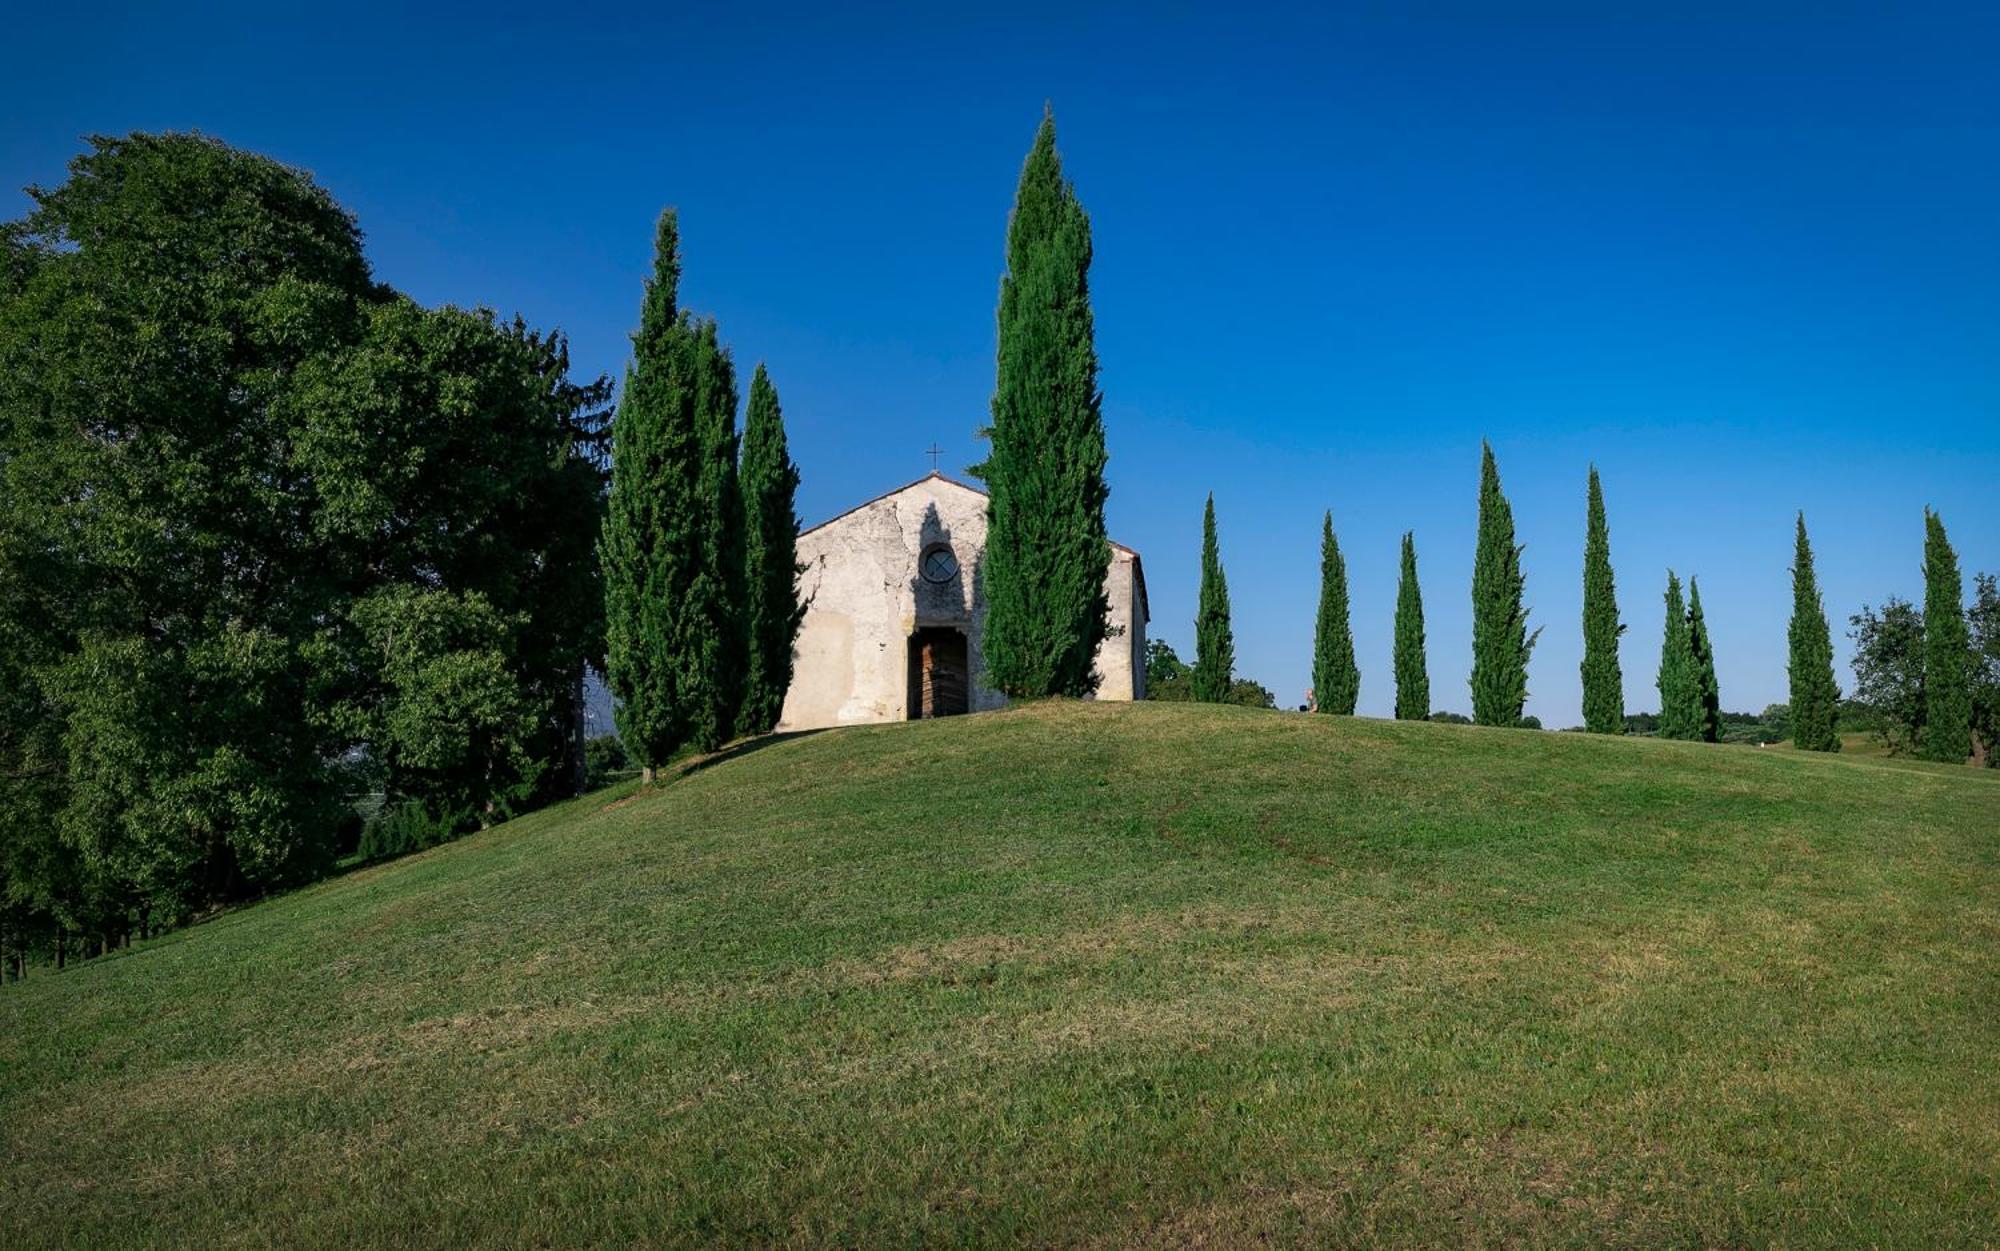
[
  {"left": 1579, "top": 466, "right": 1625, "bottom": 733},
  {"left": 1849, "top": 597, "right": 1927, "bottom": 755},
  {"left": 739, "top": 363, "right": 804, "bottom": 736},
  {"left": 1788, "top": 514, "right": 1841, "bottom": 752},
  {"left": 976, "top": 110, "right": 1111, "bottom": 699},
  {"left": 1311, "top": 511, "right": 1359, "bottom": 714},
  {"left": 1470, "top": 442, "right": 1538, "bottom": 726},
  {"left": 1394, "top": 532, "right": 1430, "bottom": 720},
  {"left": 1192, "top": 495, "right": 1235, "bottom": 703},
  {"left": 1920, "top": 509, "right": 1971, "bottom": 763},
  {"left": 0, "top": 132, "right": 610, "bottom": 946}
]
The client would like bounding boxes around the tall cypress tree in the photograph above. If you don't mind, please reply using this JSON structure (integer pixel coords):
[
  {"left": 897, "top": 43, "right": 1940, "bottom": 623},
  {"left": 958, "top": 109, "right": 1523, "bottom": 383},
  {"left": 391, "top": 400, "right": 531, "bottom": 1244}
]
[
  {"left": 1470, "top": 442, "right": 1539, "bottom": 726},
  {"left": 1192, "top": 494, "right": 1234, "bottom": 703},
  {"left": 1579, "top": 466, "right": 1625, "bottom": 733},
  {"left": 689, "top": 320, "right": 745, "bottom": 752},
  {"left": 1687, "top": 577, "right": 1721, "bottom": 743},
  {"left": 1787, "top": 513, "right": 1841, "bottom": 751},
  {"left": 603, "top": 211, "right": 705, "bottom": 780},
  {"left": 1393, "top": 531, "right": 1430, "bottom": 720},
  {"left": 739, "top": 363, "right": 803, "bottom": 737},
  {"left": 1656, "top": 571, "right": 1699, "bottom": 740},
  {"left": 1921, "top": 508, "right": 1971, "bottom": 762},
  {"left": 977, "top": 109, "right": 1111, "bottom": 699},
  {"left": 1311, "top": 511, "right": 1359, "bottom": 714}
]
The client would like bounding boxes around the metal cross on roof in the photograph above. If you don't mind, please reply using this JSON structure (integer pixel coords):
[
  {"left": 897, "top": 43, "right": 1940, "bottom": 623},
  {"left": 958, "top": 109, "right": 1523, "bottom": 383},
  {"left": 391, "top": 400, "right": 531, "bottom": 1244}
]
[{"left": 926, "top": 443, "right": 944, "bottom": 473}]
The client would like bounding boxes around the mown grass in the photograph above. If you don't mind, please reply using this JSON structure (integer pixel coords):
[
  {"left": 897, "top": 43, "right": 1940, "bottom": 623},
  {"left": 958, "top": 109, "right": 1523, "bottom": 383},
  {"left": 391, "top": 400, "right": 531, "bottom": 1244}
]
[{"left": 3, "top": 701, "right": 1996, "bottom": 1248}]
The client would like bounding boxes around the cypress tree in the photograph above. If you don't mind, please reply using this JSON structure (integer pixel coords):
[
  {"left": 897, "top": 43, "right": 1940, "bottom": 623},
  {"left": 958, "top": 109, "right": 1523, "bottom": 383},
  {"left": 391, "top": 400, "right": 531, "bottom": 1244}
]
[
  {"left": 738, "top": 363, "right": 803, "bottom": 737},
  {"left": 1192, "top": 494, "right": 1234, "bottom": 703},
  {"left": 603, "top": 211, "right": 705, "bottom": 780},
  {"left": 1393, "top": 531, "right": 1430, "bottom": 720},
  {"left": 1311, "top": 511, "right": 1359, "bottom": 714},
  {"left": 1579, "top": 466, "right": 1625, "bottom": 733},
  {"left": 689, "top": 320, "right": 745, "bottom": 752},
  {"left": 1920, "top": 509, "right": 1971, "bottom": 762},
  {"left": 1787, "top": 513, "right": 1841, "bottom": 751},
  {"left": 1470, "top": 442, "right": 1539, "bottom": 726},
  {"left": 1656, "top": 571, "right": 1699, "bottom": 739},
  {"left": 977, "top": 109, "right": 1111, "bottom": 699},
  {"left": 1687, "top": 577, "right": 1721, "bottom": 743}
]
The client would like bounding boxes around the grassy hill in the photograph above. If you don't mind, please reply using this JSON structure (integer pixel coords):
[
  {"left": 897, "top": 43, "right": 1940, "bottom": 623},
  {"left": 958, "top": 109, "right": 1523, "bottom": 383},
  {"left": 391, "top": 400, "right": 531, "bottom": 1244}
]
[{"left": 3, "top": 701, "right": 1996, "bottom": 1248}]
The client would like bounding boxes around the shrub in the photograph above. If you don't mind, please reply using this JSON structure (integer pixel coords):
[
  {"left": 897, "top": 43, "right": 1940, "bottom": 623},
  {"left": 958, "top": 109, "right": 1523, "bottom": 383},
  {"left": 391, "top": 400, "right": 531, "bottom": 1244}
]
[{"left": 359, "top": 800, "right": 473, "bottom": 862}]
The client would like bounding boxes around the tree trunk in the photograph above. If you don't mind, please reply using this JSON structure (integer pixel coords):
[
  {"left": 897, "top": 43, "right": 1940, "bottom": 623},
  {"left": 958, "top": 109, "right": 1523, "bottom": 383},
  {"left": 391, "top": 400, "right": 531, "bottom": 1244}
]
[{"left": 641, "top": 764, "right": 655, "bottom": 786}]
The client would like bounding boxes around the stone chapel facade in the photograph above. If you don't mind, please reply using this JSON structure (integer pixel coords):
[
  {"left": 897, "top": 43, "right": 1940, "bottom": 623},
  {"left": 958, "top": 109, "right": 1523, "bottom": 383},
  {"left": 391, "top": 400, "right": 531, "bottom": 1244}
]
[{"left": 776, "top": 473, "right": 1148, "bottom": 731}]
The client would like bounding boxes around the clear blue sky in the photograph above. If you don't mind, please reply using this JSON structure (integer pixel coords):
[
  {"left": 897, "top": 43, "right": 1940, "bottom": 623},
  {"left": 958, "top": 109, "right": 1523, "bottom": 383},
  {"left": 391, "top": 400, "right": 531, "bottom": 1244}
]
[{"left": 8, "top": 3, "right": 1996, "bottom": 726}]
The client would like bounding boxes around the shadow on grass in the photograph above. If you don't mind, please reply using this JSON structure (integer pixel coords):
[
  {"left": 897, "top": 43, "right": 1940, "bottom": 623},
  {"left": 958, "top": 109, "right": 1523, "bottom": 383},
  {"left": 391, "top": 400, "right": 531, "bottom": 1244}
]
[{"left": 675, "top": 727, "right": 833, "bottom": 781}]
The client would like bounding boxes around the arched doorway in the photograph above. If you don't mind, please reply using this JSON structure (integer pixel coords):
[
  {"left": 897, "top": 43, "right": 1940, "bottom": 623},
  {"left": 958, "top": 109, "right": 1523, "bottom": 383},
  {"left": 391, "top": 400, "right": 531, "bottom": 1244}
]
[{"left": 907, "top": 627, "right": 969, "bottom": 719}]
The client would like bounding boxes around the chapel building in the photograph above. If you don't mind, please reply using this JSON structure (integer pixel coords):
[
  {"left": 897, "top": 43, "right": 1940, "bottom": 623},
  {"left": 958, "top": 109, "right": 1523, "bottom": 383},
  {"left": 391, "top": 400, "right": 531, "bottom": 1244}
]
[{"left": 776, "top": 473, "right": 1148, "bottom": 731}]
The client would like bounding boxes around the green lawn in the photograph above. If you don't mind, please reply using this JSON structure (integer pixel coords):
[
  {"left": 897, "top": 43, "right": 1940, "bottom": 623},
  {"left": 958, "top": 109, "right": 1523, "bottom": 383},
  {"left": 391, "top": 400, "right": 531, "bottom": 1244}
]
[{"left": 3, "top": 701, "right": 1996, "bottom": 1248}]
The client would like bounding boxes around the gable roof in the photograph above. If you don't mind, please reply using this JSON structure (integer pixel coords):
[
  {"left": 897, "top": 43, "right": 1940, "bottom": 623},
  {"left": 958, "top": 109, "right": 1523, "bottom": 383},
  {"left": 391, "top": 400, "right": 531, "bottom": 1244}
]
[{"left": 800, "top": 471, "right": 1148, "bottom": 622}]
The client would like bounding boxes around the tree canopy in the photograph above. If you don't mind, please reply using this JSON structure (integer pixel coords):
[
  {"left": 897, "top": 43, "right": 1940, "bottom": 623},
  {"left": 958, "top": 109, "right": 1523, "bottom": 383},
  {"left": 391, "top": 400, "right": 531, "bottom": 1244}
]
[{"left": 0, "top": 132, "right": 610, "bottom": 960}]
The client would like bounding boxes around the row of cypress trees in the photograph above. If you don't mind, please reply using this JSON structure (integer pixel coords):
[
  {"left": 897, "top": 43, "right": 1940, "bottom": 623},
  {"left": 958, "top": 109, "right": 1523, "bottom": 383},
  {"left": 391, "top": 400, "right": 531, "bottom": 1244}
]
[
  {"left": 607, "top": 117, "right": 1976, "bottom": 769},
  {"left": 1189, "top": 447, "right": 1951, "bottom": 754},
  {"left": 1214, "top": 443, "right": 1532, "bottom": 723},
  {"left": 602, "top": 212, "right": 804, "bottom": 780},
  {"left": 1783, "top": 508, "right": 1975, "bottom": 760}
]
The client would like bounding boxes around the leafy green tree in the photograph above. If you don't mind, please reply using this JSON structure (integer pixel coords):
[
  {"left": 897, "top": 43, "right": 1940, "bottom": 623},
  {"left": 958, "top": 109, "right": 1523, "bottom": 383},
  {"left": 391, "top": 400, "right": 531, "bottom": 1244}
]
[
  {"left": 1656, "top": 572, "right": 1700, "bottom": 740},
  {"left": 1687, "top": 577, "right": 1722, "bottom": 742},
  {"left": 1787, "top": 514, "right": 1841, "bottom": 752},
  {"left": 295, "top": 300, "right": 613, "bottom": 819},
  {"left": 1920, "top": 509, "right": 1971, "bottom": 762},
  {"left": 1470, "top": 442, "right": 1539, "bottom": 726},
  {"left": 1192, "top": 495, "right": 1235, "bottom": 703},
  {"left": 1849, "top": 597, "right": 1926, "bottom": 755},
  {"left": 1228, "top": 678, "right": 1279, "bottom": 709},
  {"left": 1393, "top": 531, "right": 1430, "bottom": 720},
  {"left": 1144, "top": 639, "right": 1192, "bottom": 700},
  {"left": 1, "top": 133, "right": 610, "bottom": 937},
  {"left": 1579, "top": 466, "right": 1625, "bottom": 733},
  {"left": 345, "top": 588, "right": 541, "bottom": 831},
  {"left": 1311, "top": 512, "right": 1359, "bottom": 714},
  {"left": 0, "top": 133, "right": 375, "bottom": 921},
  {"left": 739, "top": 363, "right": 804, "bottom": 736},
  {"left": 976, "top": 110, "right": 1110, "bottom": 699},
  {"left": 1147, "top": 640, "right": 1272, "bottom": 708},
  {"left": 583, "top": 734, "right": 636, "bottom": 791}
]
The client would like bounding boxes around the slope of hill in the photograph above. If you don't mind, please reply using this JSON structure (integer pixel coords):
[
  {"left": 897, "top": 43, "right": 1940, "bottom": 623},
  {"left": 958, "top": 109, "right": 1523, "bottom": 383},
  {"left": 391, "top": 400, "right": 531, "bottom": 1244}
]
[{"left": 3, "top": 701, "right": 1996, "bottom": 1248}]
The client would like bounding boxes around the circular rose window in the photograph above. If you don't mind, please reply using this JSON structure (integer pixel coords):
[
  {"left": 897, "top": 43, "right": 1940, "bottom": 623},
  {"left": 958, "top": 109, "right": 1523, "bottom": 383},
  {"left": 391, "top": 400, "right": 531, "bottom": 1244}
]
[{"left": 920, "top": 544, "right": 959, "bottom": 584}]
